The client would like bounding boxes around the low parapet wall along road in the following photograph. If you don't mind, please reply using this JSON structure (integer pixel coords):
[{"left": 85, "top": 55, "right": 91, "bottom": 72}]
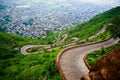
[
  {"left": 56, "top": 38, "right": 119, "bottom": 80},
  {"left": 20, "top": 25, "right": 107, "bottom": 55}
]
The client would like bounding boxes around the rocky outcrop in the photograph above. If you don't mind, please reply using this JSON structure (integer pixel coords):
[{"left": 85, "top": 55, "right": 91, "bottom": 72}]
[{"left": 81, "top": 47, "right": 120, "bottom": 80}]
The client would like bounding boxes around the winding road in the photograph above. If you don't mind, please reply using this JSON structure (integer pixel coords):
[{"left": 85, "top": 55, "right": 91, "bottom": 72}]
[
  {"left": 20, "top": 25, "right": 107, "bottom": 55},
  {"left": 56, "top": 38, "right": 119, "bottom": 80},
  {"left": 20, "top": 45, "right": 51, "bottom": 55},
  {"left": 20, "top": 25, "right": 119, "bottom": 79}
]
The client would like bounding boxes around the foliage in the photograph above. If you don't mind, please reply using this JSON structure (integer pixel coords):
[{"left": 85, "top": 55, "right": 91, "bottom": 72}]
[
  {"left": 87, "top": 43, "right": 120, "bottom": 66},
  {"left": 27, "top": 47, "right": 39, "bottom": 53},
  {"left": 0, "top": 30, "right": 62, "bottom": 80},
  {"left": 0, "top": 51, "right": 62, "bottom": 80},
  {"left": 27, "top": 46, "right": 49, "bottom": 53},
  {"left": 88, "top": 31, "right": 111, "bottom": 42},
  {"left": 107, "top": 15, "right": 120, "bottom": 38},
  {"left": 64, "top": 6, "right": 120, "bottom": 41},
  {"left": 1, "top": 6, "right": 120, "bottom": 80}
]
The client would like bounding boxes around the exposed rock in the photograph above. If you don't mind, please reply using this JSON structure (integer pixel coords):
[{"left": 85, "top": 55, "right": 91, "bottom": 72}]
[{"left": 81, "top": 47, "right": 120, "bottom": 80}]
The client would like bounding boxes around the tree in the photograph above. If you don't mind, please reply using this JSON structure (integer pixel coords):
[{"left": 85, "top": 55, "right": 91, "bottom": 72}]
[
  {"left": 100, "top": 47, "right": 105, "bottom": 55},
  {"left": 107, "top": 16, "right": 120, "bottom": 38}
]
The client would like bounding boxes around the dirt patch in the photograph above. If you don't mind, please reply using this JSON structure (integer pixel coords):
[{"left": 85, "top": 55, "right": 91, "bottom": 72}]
[{"left": 81, "top": 47, "right": 120, "bottom": 80}]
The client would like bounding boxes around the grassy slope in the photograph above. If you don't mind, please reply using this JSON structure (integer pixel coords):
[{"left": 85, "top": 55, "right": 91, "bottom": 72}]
[
  {"left": 0, "top": 32, "right": 62, "bottom": 80},
  {"left": 64, "top": 6, "right": 120, "bottom": 41},
  {"left": 0, "top": 6, "right": 120, "bottom": 80},
  {"left": 87, "top": 10, "right": 120, "bottom": 66},
  {"left": 0, "top": 32, "right": 46, "bottom": 60},
  {"left": 87, "top": 43, "right": 120, "bottom": 66}
]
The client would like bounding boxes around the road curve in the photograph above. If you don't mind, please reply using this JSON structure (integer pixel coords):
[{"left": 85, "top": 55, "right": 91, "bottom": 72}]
[
  {"left": 56, "top": 38, "right": 119, "bottom": 80},
  {"left": 20, "top": 45, "right": 51, "bottom": 55},
  {"left": 20, "top": 25, "right": 107, "bottom": 55}
]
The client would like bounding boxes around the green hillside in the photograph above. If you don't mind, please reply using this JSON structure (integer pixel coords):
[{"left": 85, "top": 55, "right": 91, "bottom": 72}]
[
  {"left": 106, "top": 15, "right": 120, "bottom": 38},
  {"left": 0, "top": 32, "right": 62, "bottom": 80},
  {"left": 87, "top": 43, "right": 120, "bottom": 66},
  {"left": 0, "top": 32, "right": 44, "bottom": 59},
  {"left": 87, "top": 14, "right": 120, "bottom": 66},
  {"left": 64, "top": 6, "right": 120, "bottom": 40},
  {"left": 0, "top": 6, "right": 120, "bottom": 80}
]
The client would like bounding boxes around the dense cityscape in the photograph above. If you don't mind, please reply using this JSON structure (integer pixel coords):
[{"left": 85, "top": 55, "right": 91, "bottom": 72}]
[{"left": 0, "top": 0, "right": 119, "bottom": 38}]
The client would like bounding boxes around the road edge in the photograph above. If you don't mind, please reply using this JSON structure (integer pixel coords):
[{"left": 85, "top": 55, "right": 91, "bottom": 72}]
[{"left": 56, "top": 38, "right": 112, "bottom": 80}]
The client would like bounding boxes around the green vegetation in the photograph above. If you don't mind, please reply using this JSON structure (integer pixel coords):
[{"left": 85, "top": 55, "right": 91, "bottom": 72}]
[
  {"left": 27, "top": 47, "right": 41, "bottom": 53},
  {"left": 27, "top": 46, "right": 50, "bottom": 53},
  {"left": 107, "top": 15, "right": 120, "bottom": 38},
  {"left": 0, "top": 32, "right": 62, "bottom": 80},
  {"left": 86, "top": 13, "right": 120, "bottom": 66},
  {"left": 88, "top": 31, "right": 111, "bottom": 42},
  {"left": 0, "top": 49, "right": 62, "bottom": 80},
  {"left": 64, "top": 6, "right": 120, "bottom": 41},
  {"left": 87, "top": 43, "right": 120, "bottom": 66},
  {"left": 0, "top": 6, "right": 120, "bottom": 80}
]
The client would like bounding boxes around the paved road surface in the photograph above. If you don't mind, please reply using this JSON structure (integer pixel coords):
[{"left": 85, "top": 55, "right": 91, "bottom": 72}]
[
  {"left": 20, "top": 26, "right": 107, "bottom": 55},
  {"left": 20, "top": 45, "right": 51, "bottom": 55},
  {"left": 56, "top": 38, "right": 119, "bottom": 80}
]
